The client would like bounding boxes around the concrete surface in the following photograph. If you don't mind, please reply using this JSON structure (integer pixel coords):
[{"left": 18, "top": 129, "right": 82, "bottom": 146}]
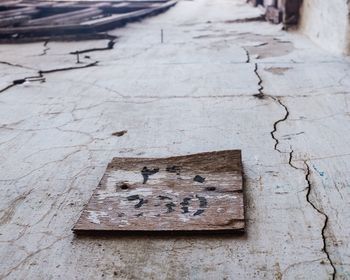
[{"left": 0, "top": 0, "right": 350, "bottom": 279}]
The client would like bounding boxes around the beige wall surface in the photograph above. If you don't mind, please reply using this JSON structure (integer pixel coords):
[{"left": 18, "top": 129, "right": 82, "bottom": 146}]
[{"left": 299, "top": 0, "right": 350, "bottom": 55}]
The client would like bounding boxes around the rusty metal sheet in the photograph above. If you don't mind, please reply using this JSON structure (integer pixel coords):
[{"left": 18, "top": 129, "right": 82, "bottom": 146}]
[{"left": 73, "top": 150, "right": 244, "bottom": 234}]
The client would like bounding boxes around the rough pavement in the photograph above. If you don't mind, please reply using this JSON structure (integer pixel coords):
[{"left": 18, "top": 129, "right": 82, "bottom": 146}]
[{"left": 0, "top": 0, "right": 350, "bottom": 279}]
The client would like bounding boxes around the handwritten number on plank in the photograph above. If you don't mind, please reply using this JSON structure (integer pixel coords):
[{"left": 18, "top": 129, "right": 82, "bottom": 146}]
[{"left": 127, "top": 195, "right": 207, "bottom": 216}]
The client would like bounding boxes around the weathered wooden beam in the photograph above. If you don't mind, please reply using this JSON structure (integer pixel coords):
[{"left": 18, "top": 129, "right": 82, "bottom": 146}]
[
  {"left": 0, "top": 6, "right": 37, "bottom": 17},
  {"left": 0, "top": 32, "right": 114, "bottom": 43},
  {"left": 48, "top": 9, "right": 104, "bottom": 26},
  {"left": 82, "top": 0, "right": 177, "bottom": 31},
  {"left": 73, "top": 150, "right": 244, "bottom": 235},
  {"left": 52, "top": 0, "right": 169, "bottom": 4},
  {"left": 0, "top": 0, "right": 177, "bottom": 41},
  {"left": 0, "top": 23, "right": 92, "bottom": 36},
  {"left": 0, "top": 15, "right": 30, "bottom": 27},
  {"left": 0, "top": 0, "right": 23, "bottom": 7},
  {"left": 100, "top": 3, "right": 157, "bottom": 14},
  {"left": 25, "top": 8, "right": 102, "bottom": 26}
]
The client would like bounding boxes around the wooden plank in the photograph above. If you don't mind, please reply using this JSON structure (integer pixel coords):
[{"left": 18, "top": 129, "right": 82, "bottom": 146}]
[
  {"left": 0, "top": 1, "right": 23, "bottom": 7},
  {"left": 50, "top": 0, "right": 169, "bottom": 4},
  {"left": 0, "top": 23, "right": 92, "bottom": 37},
  {"left": 0, "top": 7, "right": 37, "bottom": 18},
  {"left": 0, "top": 32, "right": 114, "bottom": 43},
  {"left": 73, "top": 150, "right": 244, "bottom": 234},
  {"left": 100, "top": 3, "right": 155, "bottom": 14},
  {"left": 25, "top": 8, "right": 102, "bottom": 26},
  {"left": 0, "top": 15, "right": 30, "bottom": 27},
  {"left": 49, "top": 9, "right": 104, "bottom": 26},
  {"left": 0, "top": 0, "right": 177, "bottom": 41},
  {"left": 80, "top": 9, "right": 152, "bottom": 26},
  {"left": 81, "top": 0, "right": 177, "bottom": 30}
]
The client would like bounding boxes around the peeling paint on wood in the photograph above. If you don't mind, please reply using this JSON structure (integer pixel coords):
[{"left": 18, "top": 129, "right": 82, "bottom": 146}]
[{"left": 73, "top": 150, "right": 244, "bottom": 234}]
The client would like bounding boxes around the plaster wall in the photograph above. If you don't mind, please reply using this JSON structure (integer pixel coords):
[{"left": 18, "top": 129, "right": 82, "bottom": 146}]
[{"left": 299, "top": 0, "right": 350, "bottom": 55}]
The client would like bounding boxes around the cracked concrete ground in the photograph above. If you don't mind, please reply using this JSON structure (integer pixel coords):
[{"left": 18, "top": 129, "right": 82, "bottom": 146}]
[{"left": 0, "top": 0, "right": 350, "bottom": 279}]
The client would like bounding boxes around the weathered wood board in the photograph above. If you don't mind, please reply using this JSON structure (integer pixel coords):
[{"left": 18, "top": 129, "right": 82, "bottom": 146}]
[
  {"left": 0, "top": 0, "right": 177, "bottom": 42},
  {"left": 73, "top": 150, "right": 244, "bottom": 234}
]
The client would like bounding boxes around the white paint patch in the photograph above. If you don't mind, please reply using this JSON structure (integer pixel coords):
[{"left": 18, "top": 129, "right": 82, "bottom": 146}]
[{"left": 86, "top": 210, "right": 109, "bottom": 224}]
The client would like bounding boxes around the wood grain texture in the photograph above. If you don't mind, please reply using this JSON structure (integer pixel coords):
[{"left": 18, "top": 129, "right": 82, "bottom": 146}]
[
  {"left": 73, "top": 150, "right": 244, "bottom": 234},
  {"left": 0, "top": 0, "right": 177, "bottom": 41}
]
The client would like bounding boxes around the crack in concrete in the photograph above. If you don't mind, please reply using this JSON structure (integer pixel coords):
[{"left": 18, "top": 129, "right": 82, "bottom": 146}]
[
  {"left": 0, "top": 235, "right": 71, "bottom": 279},
  {"left": 39, "top": 40, "right": 50, "bottom": 56},
  {"left": 254, "top": 62, "right": 336, "bottom": 278},
  {"left": 287, "top": 149, "right": 336, "bottom": 279},
  {"left": 0, "top": 62, "right": 98, "bottom": 96},
  {"left": 0, "top": 83, "right": 16, "bottom": 94},
  {"left": 288, "top": 149, "right": 300, "bottom": 170},
  {"left": 0, "top": 61, "right": 34, "bottom": 70},
  {"left": 281, "top": 125, "right": 337, "bottom": 280},
  {"left": 253, "top": 63, "right": 290, "bottom": 153},
  {"left": 69, "top": 37, "right": 117, "bottom": 55},
  {"left": 243, "top": 47, "right": 250, "bottom": 63},
  {"left": 270, "top": 97, "right": 289, "bottom": 153},
  {"left": 304, "top": 161, "right": 337, "bottom": 280},
  {"left": 0, "top": 190, "right": 33, "bottom": 225},
  {"left": 0, "top": 37, "right": 118, "bottom": 96},
  {"left": 40, "top": 61, "right": 98, "bottom": 75},
  {"left": 253, "top": 63, "right": 264, "bottom": 99}
]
